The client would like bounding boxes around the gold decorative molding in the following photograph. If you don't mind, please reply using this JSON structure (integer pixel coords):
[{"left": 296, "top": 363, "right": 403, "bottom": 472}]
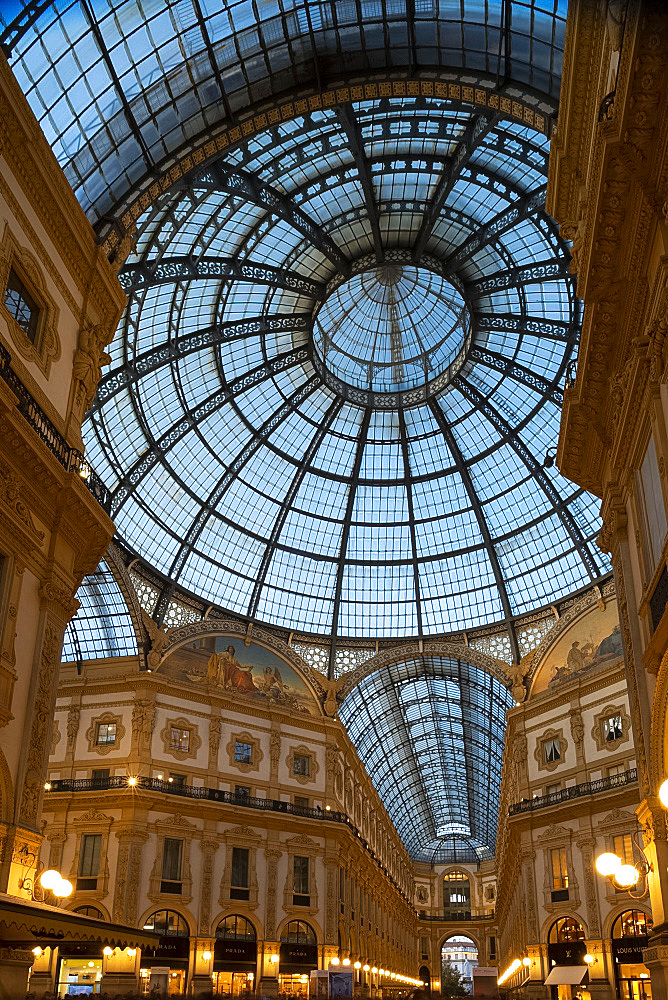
[
  {"left": 84, "top": 712, "right": 125, "bottom": 756},
  {"left": 0, "top": 224, "right": 61, "bottom": 378},
  {"left": 226, "top": 731, "right": 263, "bottom": 774},
  {"left": 285, "top": 745, "right": 319, "bottom": 785},
  {"left": 590, "top": 703, "right": 632, "bottom": 753},
  {"left": 533, "top": 728, "right": 568, "bottom": 773},
  {"left": 160, "top": 716, "right": 201, "bottom": 761}
]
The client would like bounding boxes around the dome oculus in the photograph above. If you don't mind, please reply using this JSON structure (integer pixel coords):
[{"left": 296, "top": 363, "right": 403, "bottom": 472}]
[{"left": 312, "top": 264, "right": 470, "bottom": 398}]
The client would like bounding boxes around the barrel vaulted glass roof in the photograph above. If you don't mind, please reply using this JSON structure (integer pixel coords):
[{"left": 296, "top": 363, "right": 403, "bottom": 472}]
[
  {"left": 62, "top": 560, "right": 138, "bottom": 663},
  {"left": 340, "top": 656, "right": 514, "bottom": 862}
]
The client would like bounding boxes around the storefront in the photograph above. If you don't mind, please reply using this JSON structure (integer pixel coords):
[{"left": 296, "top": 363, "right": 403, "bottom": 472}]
[
  {"left": 546, "top": 918, "right": 588, "bottom": 1000},
  {"left": 279, "top": 921, "right": 318, "bottom": 996},
  {"left": 140, "top": 910, "right": 190, "bottom": 995},
  {"left": 612, "top": 910, "right": 652, "bottom": 1000},
  {"left": 55, "top": 942, "right": 103, "bottom": 997},
  {"left": 213, "top": 915, "right": 257, "bottom": 995}
]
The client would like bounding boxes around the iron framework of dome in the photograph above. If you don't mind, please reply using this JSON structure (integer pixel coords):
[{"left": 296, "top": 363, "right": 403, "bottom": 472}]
[{"left": 2, "top": 1, "right": 609, "bottom": 662}]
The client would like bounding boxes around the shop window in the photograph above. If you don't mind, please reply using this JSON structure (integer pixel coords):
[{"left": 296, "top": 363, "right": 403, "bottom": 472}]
[
  {"left": 550, "top": 847, "right": 569, "bottom": 901},
  {"left": 142, "top": 910, "right": 189, "bottom": 936},
  {"left": 293, "top": 753, "right": 310, "bottom": 777},
  {"left": 4, "top": 268, "right": 40, "bottom": 344},
  {"left": 613, "top": 910, "right": 653, "bottom": 938},
  {"left": 548, "top": 918, "right": 584, "bottom": 943},
  {"left": 170, "top": 726, "right": 190, "bottom": 752},
  {"left": 96, "top": 722, "right": 116, "bottom": 746},
  {"left": 612, "top": 910, "right": 653, "bottom": 1000},
  {"left": 216, "top": 914, "right": 256, "bottom": 941},
  {"left": 161, "top": 838, "right": 183, "bottom": 894},
  {"left": 77, "top": 833, "right": 101, "bottom": 890},
  {"left": 231, "top": 846, "right": 250, "bottom": 900},
  {"left": 235, "top": 741, "right": 253, "bottom": 764},
  {"left": 74, "top": 905, "right": 104, "bottom": 919},
  {"left": 293, "top": 855, "right": 310, "bottom": 905}
]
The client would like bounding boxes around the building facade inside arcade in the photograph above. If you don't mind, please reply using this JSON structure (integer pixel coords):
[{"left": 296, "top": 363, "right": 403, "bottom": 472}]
[{"left": 0, "top": 0, "right": 667, "bottom": 998}]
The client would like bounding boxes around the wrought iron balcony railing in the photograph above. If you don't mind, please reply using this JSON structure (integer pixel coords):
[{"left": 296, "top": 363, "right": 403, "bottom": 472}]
[
  {"left": 46, "top": 775, "right": 411, "bottom": 904},
  {"left": 418, "top": 911, "right": 495, "bottom": 922},
  {"left": 508, "top": 767, "right": 637, "bottom": 815},
  {"left": 0, "top": 342, "right": 111, "bottom": 511}
]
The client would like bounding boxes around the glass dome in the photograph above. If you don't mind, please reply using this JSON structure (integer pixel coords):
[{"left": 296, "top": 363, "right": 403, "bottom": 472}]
[
  {"left": 70, "top": 95, "right": 606, "bottom": 641},
  {"left": 1, "top": 0, "right": 607, "bottom": 649}
]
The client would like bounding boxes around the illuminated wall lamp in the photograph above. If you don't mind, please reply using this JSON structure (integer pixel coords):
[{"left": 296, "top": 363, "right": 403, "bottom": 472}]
[
  {"left": 522, "top": 958, "right": 531, "bottom": 968},
  {"left": 584, "top": 955, "right": 595, "bottom": 966},
  {"left": 270, "top": 954, "right": 280, "bottom": 965},
  {"left": 595, "top": 842, "right": 651, "bottom": 900},
  {"left": 330, "top": 957, "right": 340, "bottom": 966},
  {"left": 354, "top": 962, "right": 362, "bottom": 970}
]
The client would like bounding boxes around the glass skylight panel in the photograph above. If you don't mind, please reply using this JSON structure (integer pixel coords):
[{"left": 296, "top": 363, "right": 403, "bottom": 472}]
[{"left": 63, "top": 559, "right": 138, "bottom": 663}]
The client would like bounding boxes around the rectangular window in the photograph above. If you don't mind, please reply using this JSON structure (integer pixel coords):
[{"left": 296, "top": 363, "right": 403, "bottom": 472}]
[
  {"left": 489, "top": 937, "right": 497, "bottom": 961},
  {"left": 4, "top": 268, "right": 40, "bottom": 343},
  {"left": 91, "top": 768, "right": 109, "bottom": 786},
  {"left": 339, "top": 867, "right": 345, "bottom": 902},
  {"left": 95, "top": 722, "right": 116, "bottom": 746},
  {"left": 607, "top": 762, "right": 626, "bottom": 777},
  {"left": 235, "top": 785, "right": 251, "bottom": 801},
  {"left": 421, "top": 937, "right": 429, "bottom": 960},
  {"left": 544, "top": 738, "right": 561, "bottom": 763},
  {"left": 77, "top": 834, "right": 102, "bottom": 890},
  {"left": 294, "top": 795, "right": 310, "bottom": 810},
  {"left": 604, "top": 715, "right": 623, "bottom": 742},
  {"left": 169, "top": 773, "right": 186, "bottom": 789},
  {"left": 231, "top": 846, "right": 250, "bottom": 900},
  {"left": 293, "top": 855, "right": 310, "bottom": 904},
  {"left": 639, "top": 437, "right": 668, "bottom": 568},
  {"left": 551, "top": 847, "right": 569, "bottom": 891},
  {"left": 613, "top": 834, "right": 634, "bottom": 865},
  {"left": 161, "top": 838, "right": 183, "bottom": 893},
  {"left": 546, "top": 783, "right": 561, "bottom": 796},
  {"left": 235, "top": 741, "right": 253, "bottom": 764},
  {"left": 293, "top": 753, "right": 310, "bottom": 776},
  {"left": 170, "top": 726, "right": 190, "bottom": 752}
]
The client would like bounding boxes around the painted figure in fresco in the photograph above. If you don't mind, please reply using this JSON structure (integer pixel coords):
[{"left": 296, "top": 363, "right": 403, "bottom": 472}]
[
  {"left": 566, "top": 640, "right": 586, "bottom": 674},
  {"left": 262, "top": 665, "right": 286, "bottom": 698},
  {"left": 220, "top": 645, "right": 257, "bottom": 692}
]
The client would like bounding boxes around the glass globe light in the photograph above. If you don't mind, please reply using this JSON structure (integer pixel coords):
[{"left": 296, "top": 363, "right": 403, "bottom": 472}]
[
  {"left": 330, "top": 957, "right": 340, "bottom": 966},
  {"left": 659, "top": 779, "right": 668, "bottom": 809},
  {"left": 595, "top": 852, "right": 622, "bottom": 877},
  {"left": 53, "top": 877, "right": 73, "bottom": 897},
  {"left": 616, "top": 864, "right": 640, "bottom": 888},
  {"left": 39, "top": 869, "right": 61, "bottom": 890},
  {"left": 103, "top": 947, "right": 113, "bottom": 956}
]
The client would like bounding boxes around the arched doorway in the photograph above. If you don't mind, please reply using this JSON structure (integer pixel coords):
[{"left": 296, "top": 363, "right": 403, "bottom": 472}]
[
  {"left": 419, "top": 965, "right": 431, "bottom": 994},
  {"left": 546, "top": 918, "right": 587, "bottom": 1000},
  {"left": 443, "top": 872, "right": 471, "bottom": 919},
  {"left": 213, "top": 915, "right": 257, "bottom": 996},
  {"left": 141, "top": 910, "right": 190, "bottom": 995},
  {"left": 279, "top": 920, "right": 318, "bottom": 996},
  {"left": 441, "top": 936, "right": 478, "bottom": 995},
  {"left": 611, "top": 910, "right": 652, "bottom": 1000}
]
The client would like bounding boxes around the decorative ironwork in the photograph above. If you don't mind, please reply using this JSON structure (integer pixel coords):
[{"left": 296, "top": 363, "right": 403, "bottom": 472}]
[
  {"left": 0, "top": 343, "right": 111, "bottom": 511},
  {"left": 118, "top": 256, "right": 325, "bottom": 299},
  {"left": 509, "top": 767, "right": 638, "bottom": 814}
]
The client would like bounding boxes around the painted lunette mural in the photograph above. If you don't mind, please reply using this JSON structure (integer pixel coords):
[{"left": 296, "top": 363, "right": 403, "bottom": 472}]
[
  {"left": 158, "top": 637, "right": 319, "bottom": 715},
  {"left": 531, "top": 601, "right": 624, "bottom": 695}
]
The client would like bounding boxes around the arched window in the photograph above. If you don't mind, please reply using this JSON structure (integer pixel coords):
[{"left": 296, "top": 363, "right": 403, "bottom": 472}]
[
  {"left": 548, "top": 918, "right": 585, "bottom": 943},
  {"left": 281, "top": 920, "right": 316, "bottom": 945},
  {"left": 216, "top": 916, "right": 257, "bottom": 941},
  {"left": 443, "top": 871, "right": 471, "bottom": 918},
  {"left": 612, "top": 911, "right": 653, "bottom": 939},
  {"left": 142, "top": 910, "right": 189, "bottom": 937},
  {"left": 74, "top": 905, "right": 104, "bottom": 920}
]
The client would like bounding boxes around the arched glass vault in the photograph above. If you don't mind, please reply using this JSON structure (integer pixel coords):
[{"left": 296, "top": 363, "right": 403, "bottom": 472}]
[{"left": 339, "top": 655, "right": 514, "bottom": 862}]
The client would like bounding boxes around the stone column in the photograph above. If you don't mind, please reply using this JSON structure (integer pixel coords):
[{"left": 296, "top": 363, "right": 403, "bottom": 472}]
[
  {"left": 198, "top": 836, "right": 219, "bottom": 936},
  {"left": 0, "top": 947, "right": 36, "bottom": 1000},
  {"left": 262, "top": 844, "right": 282, "bottom": 1000},
  {"left": 638, "top": 799, "right": 668, "bottom": 1000},
  {"left": 112, "top": 823, "right": 149, "bottom": 924},
  {"left": 191, "top": 937, "right": 215, "bottom": 996}
]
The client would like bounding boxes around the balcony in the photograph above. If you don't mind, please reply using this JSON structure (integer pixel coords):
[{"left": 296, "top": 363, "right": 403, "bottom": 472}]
[
  {"left": 46, "top": 775, "right": 411, "bottom": 904},
  {"left": 418, "top": 910, "right": 495, "bottom": 922},
  {"left": 508, "top": 767, "right": 637, "bottom": 815}
]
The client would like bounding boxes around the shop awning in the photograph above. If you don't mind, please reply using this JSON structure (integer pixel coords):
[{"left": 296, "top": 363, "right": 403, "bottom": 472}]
[
  {"left": 0, "top": 893, "right": 158, "bottom": 949},
  {"left": 545, "top": 966, "right": 588, "bottom": 985}
]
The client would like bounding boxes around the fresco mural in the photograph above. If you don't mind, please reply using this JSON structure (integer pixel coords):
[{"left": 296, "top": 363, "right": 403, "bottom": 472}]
[
  {"left": 531, "top": 601, "right": 624, "bottom": 695},
  {"left": 159, "top": 637, "right": 319, "bottom": 715}
]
